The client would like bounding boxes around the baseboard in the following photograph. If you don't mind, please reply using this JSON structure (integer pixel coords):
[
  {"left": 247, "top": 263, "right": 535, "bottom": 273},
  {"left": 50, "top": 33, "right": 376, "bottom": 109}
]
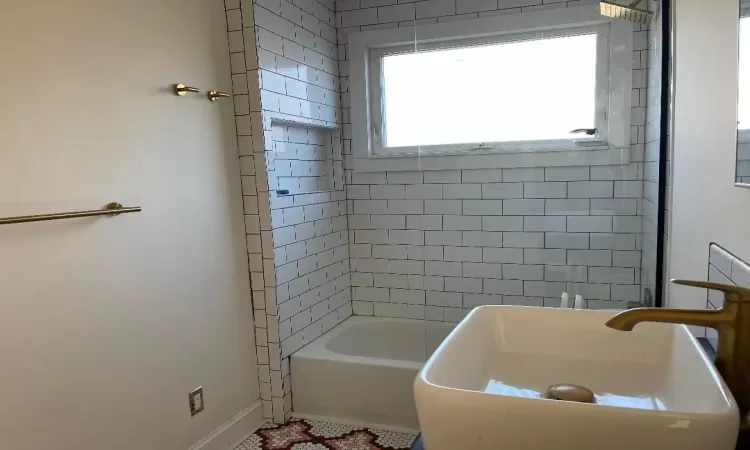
[
  {"left": 291, "top": 412, "right": 419, "bottom": 435},
  {"left": 189, "top": 400, "right": 264, "bottom": 450}
]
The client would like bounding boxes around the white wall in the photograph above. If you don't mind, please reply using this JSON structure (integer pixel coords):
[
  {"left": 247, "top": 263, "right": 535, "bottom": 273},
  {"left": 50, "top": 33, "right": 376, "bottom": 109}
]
[
  {"left": 668, "top": 0, "right": 750, "bottom": 309},
  {"left": 0, "top": 1, "right": 260, "bottom": 449}
]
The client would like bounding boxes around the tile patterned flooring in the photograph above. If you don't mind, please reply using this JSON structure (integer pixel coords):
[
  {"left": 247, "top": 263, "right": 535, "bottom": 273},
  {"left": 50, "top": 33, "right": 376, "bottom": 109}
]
[{"left": 235, "top": 418, "right": 418, "bottom": 450}]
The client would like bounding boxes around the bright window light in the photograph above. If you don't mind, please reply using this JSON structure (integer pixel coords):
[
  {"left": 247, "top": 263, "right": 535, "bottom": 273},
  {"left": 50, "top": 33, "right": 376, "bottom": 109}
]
[
  {"left": 739, "top": 17, "right": 750, "bottom": 130},
  {"left": 381, "top": 33, "right": 599, "bottom": 148}
]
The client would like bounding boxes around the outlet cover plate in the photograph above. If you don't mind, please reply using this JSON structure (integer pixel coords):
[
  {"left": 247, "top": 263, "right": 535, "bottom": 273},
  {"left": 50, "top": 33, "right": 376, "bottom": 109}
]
[{"left": 189, "top": 386, "right": 204, "bottom": 416}]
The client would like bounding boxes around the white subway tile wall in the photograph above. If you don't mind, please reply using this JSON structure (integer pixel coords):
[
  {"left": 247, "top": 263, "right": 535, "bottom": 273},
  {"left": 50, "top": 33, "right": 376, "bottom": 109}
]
[
  {"left": 706, "top": 244, "right": 750, "bottom": 344},
  {"left": 225, "top": 0, "right": 348, "bottom": 424},
  {"left": 337, "top": 0, "right": 651, "bottom": 318}
]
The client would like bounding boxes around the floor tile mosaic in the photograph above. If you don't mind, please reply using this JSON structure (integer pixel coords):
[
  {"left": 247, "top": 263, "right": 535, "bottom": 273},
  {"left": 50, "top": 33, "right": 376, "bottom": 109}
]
[{"left": 235, "top": 418, "right": 418, "bottom": 450}]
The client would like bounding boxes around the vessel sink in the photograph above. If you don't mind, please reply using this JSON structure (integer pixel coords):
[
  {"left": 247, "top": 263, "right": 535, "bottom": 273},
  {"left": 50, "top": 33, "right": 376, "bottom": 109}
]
[{"left": 415, "top": 306, "right": 739, "bottom": 450}]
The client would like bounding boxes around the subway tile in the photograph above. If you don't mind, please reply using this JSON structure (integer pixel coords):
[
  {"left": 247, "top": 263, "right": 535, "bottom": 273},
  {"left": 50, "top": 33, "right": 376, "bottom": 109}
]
[
  {"left": 463, "top": 200, "right": 504, "bottom": 215},
  {"left": 731, "top": 258, "right": 750, "bottom": 288},
  {"left": 524, "top": 216, "right": 566, "bottom": 232},
  {"left": 484, "top": 279, "right": 524, "bottom": 295},
  {"left": 613, "top": 216, "right": 643, "bottom": 233},
  {"left": 405, "top": 184, "right": 443, "bottom": 199},
  {"left": 389, "top": 229, "right": 424, "bottom": 245},
  {"left": 614, "top": 181, "right": 644, "bottom": 198},
  {"left": 483, "top": 247, "right": 524, "bottom": 263},
  {"left": 545, "top": 166, "right": 589, "bottom": 181},
  {"left": 463, "top": 262, "right": 503, "bottom": 279},
  {"left": 503, "top": 167, "right": 544, "bottom": 182},
  {"left": 567, "top": 282, "right": 612, "bottom": 301},
  {"left": 373, "top": 303, "right": 424, "bottom": 319},
  {"left": 372, "top": 245, "right": 407, "bottom": 260},
  {"left": 443, "top": 184, "right": 482, "bottom": 199},
  {"left": 524, "top": 249, "right": 566, "bottom": 265},
  {"left": 387, "top": 199, "right": 423, "bottom": 214},
  {"left": 591, "top": 163, "right": 640, "bottom": 180},
  {"left": 503, "top": 232, "right": 544, "bottom": 248},
  {"left": 427, "top": 291, "right": 462, "bottom": 307},
  {"left": 566, "top": 216, "right": 613, "bottom": 233},
  {"left": 407, "top": 215, "right": 443, "bottom": 230},
  {"left": 443, "top": 215, "right": 482, "bottom": 230},
  {"left": 524, "top": 281, "right": 566, "bottom": 298},
  {"left": 390, "top": 288, "right": 426, "bottom": 305},
  {"left": 590, "top": 199, "right": 638, "bottom": 216},
  {"left": 482, "top": 216, "right": 524, "bottom": 231},
  {"left": 407, "top": 245, "right": 444, "bottom": 261},
  {"left": 443, "top": 246, "right": 483, "bottom": 262},
  {"left": 462, "top": 169, "right": 504, "bottom": 183},
  {"left": 340, "top": 7, "right": 378, "bottom": 26},
  {"left": 370, "top": 184, "right": 406, "bottom": 199},
  {"left": 456, "top": 0, "right": 498, "bottom": 13},
  {"left": 567, "top": 181, "right": 614, "bottom": 198},
  {"left": 377, "top": 3, "right": 415, "bottom": 22},
  {"left": 425, "top": 230, "right": 462, "bottom": 246},
  {"left": 709, "top": 245, "right": 735, "bottom": 277},
  {"left": 545, "top": 233, "right": 589, "bottom": 250},
  {"left": 463, "top": 293, "right": 504, "bottom": 308},
  {"left": 424, "top": 170, "right": 461, "bottom": 183},
  {"left": 425, "top": 199, "right": 462, "bottom": 214},
  {"left": 387, "top": 259, "right": 424, "bottom": 275},
  {"left": 545, "top": 199, "right": 589, "bottom": 216},
  {"left": 445, "top": 277, "right": 483, "bottom": 293},
  {"left": 415, "top": 0, "right": 456, "bottom": 18},
  {"left": 464, "top": 231, "right": 504, "bottom": 248},
  {"left": 567, "top": 250, "right": 612, "bottom": 267},
  {"left": 502, "top": 264, "right": 544, "bottom": 281},
  {"left": 611, "top": 284, "right": 640, "bottom": 302},
  {"left": 503, "top": 199, "right": 544, "bottom": 215},
  {"left": 482, "top": 183, "right": 523, "bottom": 199},
  {"left": 425, "top": 261, "right": 462, "bottom": 276},
  {"left": 590, "top": 233, "right": 636, "bottom": 250},
  {"left": 503, "top": 296, "right": 543, "bottom": 307},
  {"left": 523, "top": 182, "right": 567, "bottom": 198},
  {"left": 589, "top": 267, "right": 635, "bottom": 284},
  {"left": 613, "top": 250, "right": 641, "bottom": 268},
  {"left": 545, "top": 265, "right": 588, "bottom": 282},
  {"left": 370, "top": 214, "right": 405, "bottom": 229}
]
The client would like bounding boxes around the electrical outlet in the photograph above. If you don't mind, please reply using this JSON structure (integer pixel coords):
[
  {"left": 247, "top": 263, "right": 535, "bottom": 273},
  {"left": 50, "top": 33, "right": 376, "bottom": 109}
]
[{"left": 189, "top": 387, "right": 204, "bottom": 416}]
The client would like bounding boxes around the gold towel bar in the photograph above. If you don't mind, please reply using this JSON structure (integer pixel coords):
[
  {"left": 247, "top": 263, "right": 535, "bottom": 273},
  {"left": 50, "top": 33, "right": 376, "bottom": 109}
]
[{"left": 0, "top": 202, "right": 141, "bottom": 225}]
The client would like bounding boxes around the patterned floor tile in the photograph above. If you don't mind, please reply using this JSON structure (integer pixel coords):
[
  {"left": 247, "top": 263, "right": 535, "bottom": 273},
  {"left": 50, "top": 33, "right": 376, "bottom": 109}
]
[{"left": 235, "top": 419, "right": 417, "bottom": 450}]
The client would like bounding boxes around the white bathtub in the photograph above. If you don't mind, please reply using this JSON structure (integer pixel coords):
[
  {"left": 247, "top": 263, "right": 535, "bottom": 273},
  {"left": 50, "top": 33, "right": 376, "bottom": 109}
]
[{"left": 291, "top": 316, "right": 455, "bottom": 430}]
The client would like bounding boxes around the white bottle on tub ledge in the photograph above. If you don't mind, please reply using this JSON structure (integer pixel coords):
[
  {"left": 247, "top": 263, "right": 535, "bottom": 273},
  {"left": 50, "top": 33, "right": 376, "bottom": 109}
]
[
  {"left": 560, "top": 292, "right": 570, "bottom": 309},
  {"left": 574, "top": 295, "right": 585, "bottom": 310}
]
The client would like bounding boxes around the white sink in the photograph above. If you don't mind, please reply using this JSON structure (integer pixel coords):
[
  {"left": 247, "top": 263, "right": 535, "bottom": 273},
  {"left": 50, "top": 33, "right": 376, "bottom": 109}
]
[{"left": 415, "top": 306, "right": 739, "bottom": 450}]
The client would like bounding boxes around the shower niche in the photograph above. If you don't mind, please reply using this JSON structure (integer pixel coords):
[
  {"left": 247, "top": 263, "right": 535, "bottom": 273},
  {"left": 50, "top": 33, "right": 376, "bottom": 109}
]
[{"left": 269, "top": 119, "right": 344, "bottom": 195}]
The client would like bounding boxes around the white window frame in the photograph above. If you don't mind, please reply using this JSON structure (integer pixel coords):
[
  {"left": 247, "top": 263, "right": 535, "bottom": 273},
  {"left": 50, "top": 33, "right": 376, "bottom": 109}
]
[
  {"left": 738, "top": 7, "right": 750, "bottom": 144},
  {"left": 349, "top": 6, "right": 634, "bottom": 172}
]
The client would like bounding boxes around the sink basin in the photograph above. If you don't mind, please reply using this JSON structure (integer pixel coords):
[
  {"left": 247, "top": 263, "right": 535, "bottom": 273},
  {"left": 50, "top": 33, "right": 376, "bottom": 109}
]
[{"left": 414, "top": 306, "right": 739, "bottom": 450}]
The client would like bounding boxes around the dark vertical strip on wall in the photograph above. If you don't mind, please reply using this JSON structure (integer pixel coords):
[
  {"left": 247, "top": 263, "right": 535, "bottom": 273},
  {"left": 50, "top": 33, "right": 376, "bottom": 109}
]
[{"left": 655, "top": 0, "right": 671, "bottom": 308}]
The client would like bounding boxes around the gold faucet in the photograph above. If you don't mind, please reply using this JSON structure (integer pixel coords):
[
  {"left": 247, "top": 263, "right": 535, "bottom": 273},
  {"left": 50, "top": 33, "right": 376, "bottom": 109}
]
[{"left": 606, "top": 279, "right": 750, "bottom": 420}]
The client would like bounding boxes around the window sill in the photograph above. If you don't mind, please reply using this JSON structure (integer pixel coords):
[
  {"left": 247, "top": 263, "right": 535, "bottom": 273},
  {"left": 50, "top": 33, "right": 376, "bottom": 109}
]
[{"left": 352, "top": 146, "right": 630, "bottom": 173}]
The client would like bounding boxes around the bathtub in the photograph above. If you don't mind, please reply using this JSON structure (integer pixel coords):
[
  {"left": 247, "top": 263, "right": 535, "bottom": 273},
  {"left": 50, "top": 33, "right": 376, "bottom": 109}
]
[{"left": 291, "top": 316, "right": 455, "bottom": 430}]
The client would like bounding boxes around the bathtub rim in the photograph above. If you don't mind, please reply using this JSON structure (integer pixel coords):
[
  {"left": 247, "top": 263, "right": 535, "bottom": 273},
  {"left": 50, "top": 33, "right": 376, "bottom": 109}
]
[{"left": 291, "top": 316, "right": 454, "bottom": 371}]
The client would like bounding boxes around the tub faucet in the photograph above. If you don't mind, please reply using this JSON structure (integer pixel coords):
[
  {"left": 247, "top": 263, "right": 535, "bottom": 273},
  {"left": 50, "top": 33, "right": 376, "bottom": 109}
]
[{"left": 606, "top": 279, "right": 750, "bottom": 423}]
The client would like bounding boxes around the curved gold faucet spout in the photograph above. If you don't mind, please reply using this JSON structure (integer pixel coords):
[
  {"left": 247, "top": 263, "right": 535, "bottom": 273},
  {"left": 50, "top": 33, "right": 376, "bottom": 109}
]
[{"left": 605, "top": 308, "right": 731, "bottom": 331}]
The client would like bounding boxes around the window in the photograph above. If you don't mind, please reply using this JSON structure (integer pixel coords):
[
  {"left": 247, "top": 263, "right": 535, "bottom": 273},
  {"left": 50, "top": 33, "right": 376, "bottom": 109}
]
[
  {"left": 376, "top": 30, "right": 604, "bottom": 150},
  {"left": 349, "top": 6, "right": 633, "bottom": 171},
  {"left": 739, "top": 15, "right": 750, "bottom": 138}
]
